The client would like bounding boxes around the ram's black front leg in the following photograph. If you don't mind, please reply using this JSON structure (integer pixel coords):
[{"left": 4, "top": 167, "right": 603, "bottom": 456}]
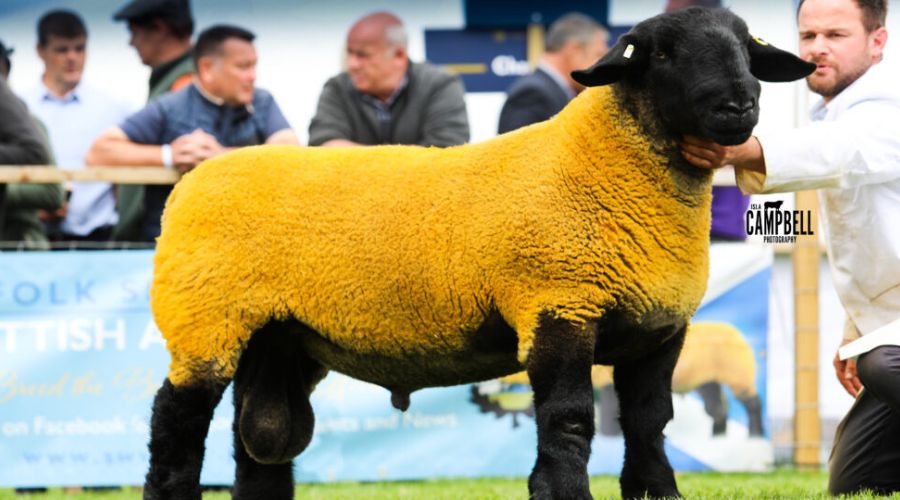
[
  {"left": 614, "top": 325, "right": 686, "bottom": 499},
  {"left": 526, "top": 311, "right": 596, "bottom": 500}
]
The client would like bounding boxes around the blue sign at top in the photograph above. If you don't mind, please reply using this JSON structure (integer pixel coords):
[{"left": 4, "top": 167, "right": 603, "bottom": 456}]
[
  {"left": 425, "top": 29, "right": 528, "bottom": 93},
  {"left": 464, "top": 0, "right": 609, "bottom": 28}
]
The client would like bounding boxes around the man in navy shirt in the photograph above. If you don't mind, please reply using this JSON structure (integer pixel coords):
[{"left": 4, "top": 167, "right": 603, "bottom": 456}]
[{"left": 86, "top": 24, "right": 297, "bottom": 242}]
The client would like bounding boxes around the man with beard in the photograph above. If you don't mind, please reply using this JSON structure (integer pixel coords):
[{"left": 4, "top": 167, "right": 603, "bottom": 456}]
[{"left": 680, "top": 0, "right": 900, "bottom": 494}]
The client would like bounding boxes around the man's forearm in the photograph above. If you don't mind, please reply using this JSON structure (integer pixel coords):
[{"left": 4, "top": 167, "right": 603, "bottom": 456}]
[
  {"left": 85, "top": 129, "right": 164, "bottom": 167},
  {"left": 731, "top": 136, "right": 767, "bottom": 174},
  {"left": 321, "top": 139, "right": 360, "bottom": 147},
  {"left": 266, "top": 129, "right": 300, "bottom": 146}
]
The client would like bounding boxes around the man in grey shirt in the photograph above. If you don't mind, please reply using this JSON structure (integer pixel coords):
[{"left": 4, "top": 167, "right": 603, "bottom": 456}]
[{"left": 309, "top": 11, "right": 469, "bottom": 147}]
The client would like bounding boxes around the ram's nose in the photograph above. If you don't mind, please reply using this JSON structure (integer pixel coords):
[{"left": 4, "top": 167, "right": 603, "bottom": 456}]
[{"left": 717, "top": 98, "right": 756, "bottom": 116}]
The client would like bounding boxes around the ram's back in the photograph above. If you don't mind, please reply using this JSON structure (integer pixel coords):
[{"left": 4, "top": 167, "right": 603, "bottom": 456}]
[{"left": 150, "top": 86, "right": 714, "bottom": 385}]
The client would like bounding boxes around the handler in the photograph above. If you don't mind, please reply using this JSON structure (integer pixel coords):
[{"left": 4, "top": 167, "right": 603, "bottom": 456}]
[{"left": 680, "top": 0, "right": 900, "bottom": 494}]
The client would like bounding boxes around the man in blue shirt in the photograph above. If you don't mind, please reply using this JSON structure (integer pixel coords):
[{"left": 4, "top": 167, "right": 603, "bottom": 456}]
[
  {"left": 86, "top": 25, "right": 298, "bottom": 242},
  {"left": 21, "top": 10, "right": 133, "bottom": 243}
]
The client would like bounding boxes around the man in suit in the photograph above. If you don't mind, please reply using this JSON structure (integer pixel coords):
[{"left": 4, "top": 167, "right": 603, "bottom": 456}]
[{"left": 497, "top": 13, "right": 608, "bottom": 134}]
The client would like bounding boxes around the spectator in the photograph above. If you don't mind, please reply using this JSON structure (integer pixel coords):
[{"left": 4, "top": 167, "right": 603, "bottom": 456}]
[
  {"left": 0, "top": 39, "right": 12, "bottom": 78},
  {"left": 308, "top": 11, "right": 469, "bottom": 147},
  {"left": 86, "top": 25, "right": 298, "bottom": 243},
  {"left": 0, "top": 55, "right": 63, "bottom": 249},
  {"left": 665, "top": 0, "right": 721, "bottom": 9},
  {"left": 19, "top": 10, "right": 132, "bottom": 243},
  {"left": 680, "top": 0, "right": 900, "bottom": 493},
  {"left": 112, "top": 0, "right": 195, "bottom": 242},
  {"left": 115, "top": 0, "right": 194, "bottom": 100},
  {"left": 497, "top": 13, "right": 608, "bottom": 134}
]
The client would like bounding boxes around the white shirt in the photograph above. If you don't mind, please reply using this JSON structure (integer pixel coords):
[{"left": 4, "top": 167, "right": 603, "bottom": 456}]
[
  {"left": 737, "top": 61, "right": 900, "bottom": 352},
  {"left": 20, "top": 80, "right": 132, "bottom": 236}
]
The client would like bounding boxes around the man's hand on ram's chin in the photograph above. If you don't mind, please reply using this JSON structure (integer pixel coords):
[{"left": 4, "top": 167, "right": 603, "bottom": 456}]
[{"left": 680, "top": 134, "right": 766, "bottom": 174}]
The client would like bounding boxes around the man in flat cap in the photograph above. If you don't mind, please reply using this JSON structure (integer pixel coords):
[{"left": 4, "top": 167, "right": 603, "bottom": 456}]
[
  {"left": 114, "top": 0, "right": 194, "bottom": 105},
  {"left": 112, "top": 0, "right": 194, "bottom": 242}
]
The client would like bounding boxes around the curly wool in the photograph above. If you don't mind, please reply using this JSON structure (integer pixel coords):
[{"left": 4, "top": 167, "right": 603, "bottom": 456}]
[{"left": 151, "top": 85, "right": 712, "bottom": 388}]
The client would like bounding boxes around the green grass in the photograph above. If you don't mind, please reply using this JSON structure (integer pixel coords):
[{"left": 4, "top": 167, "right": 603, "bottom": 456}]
[{"left": 1, "top": 470, "right": 898, "bottom": 499}]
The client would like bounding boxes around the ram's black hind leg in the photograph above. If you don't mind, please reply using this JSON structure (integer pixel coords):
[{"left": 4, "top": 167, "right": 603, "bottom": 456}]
[
  {"left": 526, "top": 312, "right": 596, "bottom": 500},
  {"left": 696, "top": 381, "right": 728, "bottom": 435},
  {"left": 614, "top": 325, "right": 686, "bottom": 500},
  {"left": 232, "top": 322, "right": 327, "bottom": 500},
  {"left": 739, "top": 394, "right": 765, "bottom": 437},
  {"left": 144, "top": 377, "right": 228, "bottom": 500}
]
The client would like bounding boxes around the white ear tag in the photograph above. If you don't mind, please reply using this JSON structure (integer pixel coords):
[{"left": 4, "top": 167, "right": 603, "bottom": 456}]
[{"left": 623, "top": 44, "right": 635, "bottom": 59}]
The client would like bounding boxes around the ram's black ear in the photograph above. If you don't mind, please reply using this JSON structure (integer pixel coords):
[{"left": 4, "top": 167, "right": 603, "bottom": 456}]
[
  {"left": 747, "top": 35, "right": 816, "bottom": 82},
  {"left": 572, "top": 35, "right": 645, "bottom": 87}
]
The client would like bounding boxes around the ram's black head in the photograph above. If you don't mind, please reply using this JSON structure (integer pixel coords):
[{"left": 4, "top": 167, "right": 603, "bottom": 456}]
[{"left": 572, "top": 7, "right": 814, "bottom": 145}]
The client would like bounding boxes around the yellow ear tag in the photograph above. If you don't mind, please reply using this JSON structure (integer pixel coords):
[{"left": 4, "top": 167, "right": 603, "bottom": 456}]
[
  {"left": 752, "top": 36, "right": 769, "bottom": 46},
  {"left": 623, "top": 44, "right": 635, "bottom": 59}
]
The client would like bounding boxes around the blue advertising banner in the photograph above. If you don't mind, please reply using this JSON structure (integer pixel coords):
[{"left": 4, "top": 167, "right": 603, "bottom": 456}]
[
  {"left": 423, "top": 26, "right": 633, "bottom": 94},
  {"left": 463, "top": 0, "right": 609, "bottom": 28},
  {"left": 0, "top": 246, "right": 772, "bottom": 487},
  {"left": 0, "top": 251, "right": 167, "bottom": 487},
  {"left": 425, "top": 29, "right": 529, "bottom": 93}
]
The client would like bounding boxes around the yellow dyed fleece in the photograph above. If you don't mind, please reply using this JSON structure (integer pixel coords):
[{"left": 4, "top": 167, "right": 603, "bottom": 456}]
[{"left": 151, "top": 85, "right": 713, "bottom": 387}]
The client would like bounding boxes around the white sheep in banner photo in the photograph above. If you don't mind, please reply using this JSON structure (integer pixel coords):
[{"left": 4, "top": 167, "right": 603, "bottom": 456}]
[{"left": 143, "top": 7, "right": 813, "bottom": 500}]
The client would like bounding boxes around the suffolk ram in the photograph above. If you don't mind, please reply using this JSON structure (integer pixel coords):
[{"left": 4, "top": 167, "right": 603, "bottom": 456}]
[{"left": 144, "top": 7, "right": 813, "bottom": 500}]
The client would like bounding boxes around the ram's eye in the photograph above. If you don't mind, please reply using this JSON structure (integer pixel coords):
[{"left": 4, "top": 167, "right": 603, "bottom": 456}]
[{"left": 653, "top": 50, "right": 668, "bottom": 60}]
